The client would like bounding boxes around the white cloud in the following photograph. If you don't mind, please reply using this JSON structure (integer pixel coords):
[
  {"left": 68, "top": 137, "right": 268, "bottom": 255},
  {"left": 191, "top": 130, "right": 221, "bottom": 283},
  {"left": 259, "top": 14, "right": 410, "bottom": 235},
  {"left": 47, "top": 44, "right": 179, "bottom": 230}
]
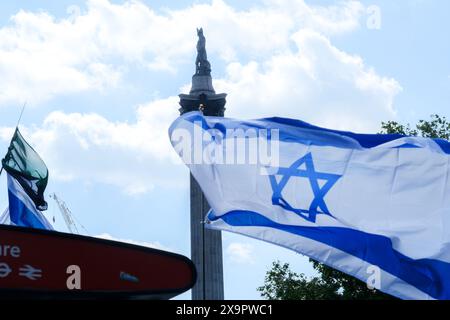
[
  {"left": 226, "top": 242, "right": 255, "bottom": 264},
  {"left": 264, "top": 0, "right": 364, "bottom": 36},
  {"left": 0, "top": 7, "right": 121, "bottom": 105},
  {"left": 95, "top": 232, "right": 173, "bottom": 252},
  {"left": 5, "top": 96, "right": 186, "bottom": 195},
  {"left": 0, "top": 0, "right": 401, "bottom": 194},
  {"left": 0, "top": 0, "right": 366, "bottom": 105},
  {"left": 215, "top": 29, "right": 401, "bottom": 132}
]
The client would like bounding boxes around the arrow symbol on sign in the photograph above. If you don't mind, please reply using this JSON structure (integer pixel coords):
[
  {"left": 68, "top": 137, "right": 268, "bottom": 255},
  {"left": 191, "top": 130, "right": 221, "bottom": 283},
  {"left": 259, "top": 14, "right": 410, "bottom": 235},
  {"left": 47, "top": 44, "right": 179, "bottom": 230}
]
[
  {"left": 0, "top": 263, "right": 12, "bottom": 278},
  {"left": 19, "top": 264, "right": 42, "bottom": 280}
]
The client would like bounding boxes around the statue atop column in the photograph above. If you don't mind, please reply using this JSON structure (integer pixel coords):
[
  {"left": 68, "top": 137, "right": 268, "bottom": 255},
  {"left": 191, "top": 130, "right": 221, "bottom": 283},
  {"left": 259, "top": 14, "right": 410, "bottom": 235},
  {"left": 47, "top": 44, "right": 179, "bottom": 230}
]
[
  {"left": 179, "top": 28, "right": 227, "bottom": 117},
  {"left": 195, "top": 28, "right": 211, "bottom": 76}
]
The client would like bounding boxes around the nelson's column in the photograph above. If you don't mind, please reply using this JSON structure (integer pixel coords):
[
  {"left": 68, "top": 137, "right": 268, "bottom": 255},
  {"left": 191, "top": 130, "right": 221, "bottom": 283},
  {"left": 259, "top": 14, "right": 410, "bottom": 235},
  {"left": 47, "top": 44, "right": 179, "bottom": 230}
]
[{"left": 178, "top": 28, "right": 226, "bottom": 300}]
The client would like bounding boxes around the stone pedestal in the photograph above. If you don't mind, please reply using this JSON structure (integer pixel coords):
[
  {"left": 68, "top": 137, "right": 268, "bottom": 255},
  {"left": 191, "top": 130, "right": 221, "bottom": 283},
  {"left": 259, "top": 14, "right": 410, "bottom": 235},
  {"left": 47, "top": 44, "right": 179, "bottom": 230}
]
[
  {"left": 190, "top": 75, "right": 215, "bottom": 95},
  {"left": 179, "top": 74, "right": 227, "bottom": 117}
]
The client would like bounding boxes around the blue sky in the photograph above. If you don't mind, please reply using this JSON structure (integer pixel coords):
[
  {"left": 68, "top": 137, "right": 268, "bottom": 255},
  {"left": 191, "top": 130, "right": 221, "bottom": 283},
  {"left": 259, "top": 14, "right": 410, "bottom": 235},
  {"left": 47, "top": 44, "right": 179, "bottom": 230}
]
[{"left": 0, "top": 0, "right": 449, "bottom": 299}]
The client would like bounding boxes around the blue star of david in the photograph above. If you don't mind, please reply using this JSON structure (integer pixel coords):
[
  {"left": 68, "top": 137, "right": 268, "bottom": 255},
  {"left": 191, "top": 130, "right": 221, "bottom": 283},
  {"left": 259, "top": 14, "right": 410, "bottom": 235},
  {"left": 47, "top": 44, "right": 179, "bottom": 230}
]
[{"left": 269, "top": 153, "right": 342, "bottom": 223}]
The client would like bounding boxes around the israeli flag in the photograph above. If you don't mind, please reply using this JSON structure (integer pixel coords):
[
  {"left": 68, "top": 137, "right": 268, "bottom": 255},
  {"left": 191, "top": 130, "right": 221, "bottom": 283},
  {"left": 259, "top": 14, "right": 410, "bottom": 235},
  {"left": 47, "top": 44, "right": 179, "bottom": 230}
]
[
  {"left": 5, "top": 173, "right": 53, "bottom": 230},
  {"left": 170, "top": 111, "right": 450, "bottom": 300}
]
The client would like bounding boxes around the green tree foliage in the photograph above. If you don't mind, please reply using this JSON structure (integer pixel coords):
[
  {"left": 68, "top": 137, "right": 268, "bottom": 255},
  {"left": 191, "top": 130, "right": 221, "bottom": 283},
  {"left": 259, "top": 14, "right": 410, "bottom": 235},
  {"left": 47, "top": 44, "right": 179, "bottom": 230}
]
[
  {"left": 381, "top": 114, "right": 450, "bottom": 139},
  {"left": 259, "top": 115, "right": 450, "bottom": 300},
  {"left": 257, "top": 260, "right": 394, "bottom": 300}
]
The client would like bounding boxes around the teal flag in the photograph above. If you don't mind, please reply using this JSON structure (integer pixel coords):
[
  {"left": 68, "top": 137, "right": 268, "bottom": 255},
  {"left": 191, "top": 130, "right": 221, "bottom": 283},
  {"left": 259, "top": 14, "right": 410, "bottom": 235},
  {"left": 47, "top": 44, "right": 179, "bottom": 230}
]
[{"left": 2, "top": 128, "right": 49, "bottom": 211}]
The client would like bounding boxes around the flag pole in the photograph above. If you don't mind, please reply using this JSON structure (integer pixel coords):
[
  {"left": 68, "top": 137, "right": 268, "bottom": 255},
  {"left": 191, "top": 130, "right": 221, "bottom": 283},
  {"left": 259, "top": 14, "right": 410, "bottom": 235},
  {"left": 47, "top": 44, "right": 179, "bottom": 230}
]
[
  {"left": 16, "top": 102, "right": 27, "bottom": 129},
  {"left": 0, "top": 102, "right": 27, "bottom": 177}
]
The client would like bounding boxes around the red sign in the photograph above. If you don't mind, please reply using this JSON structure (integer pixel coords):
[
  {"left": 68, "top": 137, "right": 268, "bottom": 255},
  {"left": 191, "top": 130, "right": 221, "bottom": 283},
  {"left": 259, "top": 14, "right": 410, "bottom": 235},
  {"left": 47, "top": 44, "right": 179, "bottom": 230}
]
[{"left": 0, "top": 225, "right": 196, "bottom": 299}]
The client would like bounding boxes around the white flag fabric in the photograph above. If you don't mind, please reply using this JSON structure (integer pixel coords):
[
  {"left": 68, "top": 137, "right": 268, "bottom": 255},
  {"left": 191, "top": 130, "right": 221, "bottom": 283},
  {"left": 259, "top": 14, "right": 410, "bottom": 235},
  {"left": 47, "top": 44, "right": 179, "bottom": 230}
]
[
  {"left": 0, "top": 208, "right": 12, "bottom": 225},
  {"left": 170, "top": 111, "right": 450, "bottom": 300}
]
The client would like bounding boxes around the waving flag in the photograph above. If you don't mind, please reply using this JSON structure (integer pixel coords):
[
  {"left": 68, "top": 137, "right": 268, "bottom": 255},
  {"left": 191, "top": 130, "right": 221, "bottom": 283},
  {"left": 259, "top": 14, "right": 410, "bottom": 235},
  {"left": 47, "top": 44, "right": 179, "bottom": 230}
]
[
  {"left": 170, "top": 111, "right": 450, "bottom": 300},
  {"left": 2, "top": 128, "right": 53, "bottom": 230},
  {"left": 0, "top": 208, "right": 12, "bottom": 225}
]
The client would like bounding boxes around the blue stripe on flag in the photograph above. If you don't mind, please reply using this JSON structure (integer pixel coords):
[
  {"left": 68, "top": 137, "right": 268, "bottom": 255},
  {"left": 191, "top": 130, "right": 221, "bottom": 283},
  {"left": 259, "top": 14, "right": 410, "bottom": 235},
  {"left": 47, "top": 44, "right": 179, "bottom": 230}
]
[
  {"left": 7, "top": 174, "right": 52, "bottom": 230},
  {"left": 208, "top": 209, "right": 450, "bottom": 300},
  {"left": 8, "top": 190, "right": 50, "bottom": 229},
  {"left": 174, "top": 111, "right": 450, "bottom": 154},
  {"left": 265, "top": 116, "right": 450, "bottom": 153}
]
